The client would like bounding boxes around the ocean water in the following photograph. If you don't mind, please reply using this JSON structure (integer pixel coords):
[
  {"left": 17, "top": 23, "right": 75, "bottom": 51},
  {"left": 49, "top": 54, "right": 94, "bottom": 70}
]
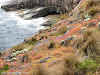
[{"left": 0, "top": 8, "right": 47, "bottom": 51}]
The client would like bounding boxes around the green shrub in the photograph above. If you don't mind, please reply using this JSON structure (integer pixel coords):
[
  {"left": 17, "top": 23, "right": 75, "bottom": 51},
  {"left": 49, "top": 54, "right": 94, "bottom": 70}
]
[
  {"left": 78, "top": 59, "right": 98, "bottom": 72},
  {"left": 88, "top": 7, "right": 98, "bottom": 16},
  {"left": 3, "top": 65, "right": 9, "bottom": 70},
  {"left": 0, "top": 65, "right": 9, "bottom": 75}
]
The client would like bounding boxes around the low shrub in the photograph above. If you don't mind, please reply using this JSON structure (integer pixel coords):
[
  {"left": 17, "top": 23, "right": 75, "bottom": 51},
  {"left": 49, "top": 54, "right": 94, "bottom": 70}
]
[
  {"left": 88, "top": 7, "right": 98, "bottom": 16},
  {"left": 77, "top": 59, "right": 99, "bottom": 74},
  {"left": 0, "top": 65, "right": 9, "bottom": 75},
  {"left": 3, "top": 65, "right": 9, "bottom": 70}
]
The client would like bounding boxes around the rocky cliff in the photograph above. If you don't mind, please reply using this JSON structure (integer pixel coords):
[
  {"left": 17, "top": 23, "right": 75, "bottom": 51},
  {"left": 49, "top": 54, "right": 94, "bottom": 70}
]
[{"left": 1, "top": 0, "right": 80, "bottom": 18}]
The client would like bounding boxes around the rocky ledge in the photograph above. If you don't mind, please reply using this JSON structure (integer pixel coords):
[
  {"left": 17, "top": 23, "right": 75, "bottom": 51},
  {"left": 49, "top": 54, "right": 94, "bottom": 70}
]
[{"left": 1, "top": 0, "right": 80, "bottom": 18}]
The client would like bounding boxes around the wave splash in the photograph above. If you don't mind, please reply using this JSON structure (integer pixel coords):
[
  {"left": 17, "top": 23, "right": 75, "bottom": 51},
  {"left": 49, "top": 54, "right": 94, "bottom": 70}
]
[{"left": 0, "top": 7, "right": 47, "bottom": 51}]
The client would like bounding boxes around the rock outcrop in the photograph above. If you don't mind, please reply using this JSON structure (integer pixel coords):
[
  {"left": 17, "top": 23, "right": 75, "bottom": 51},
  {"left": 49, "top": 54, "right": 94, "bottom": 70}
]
[{"left": 1, "top": 0, "right": 80, "bottom": 18}]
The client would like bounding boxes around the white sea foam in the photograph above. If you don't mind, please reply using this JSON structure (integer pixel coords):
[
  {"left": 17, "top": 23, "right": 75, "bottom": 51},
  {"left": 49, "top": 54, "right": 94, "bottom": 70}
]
[
  {"left": 0, "top": 0, "right": 11, "bottom": 6},
  {"left": 0, "top": 7, "right": 48, "bottom": 50},
  {"left": 7, "top": 11, "right": 47, "bottom": 31}
]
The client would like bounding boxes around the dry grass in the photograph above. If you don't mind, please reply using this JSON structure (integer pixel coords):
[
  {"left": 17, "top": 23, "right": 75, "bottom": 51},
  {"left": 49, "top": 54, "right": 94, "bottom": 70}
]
[
  {"left": 38, "top": 60, "right": 71, "bottom": 75},
  {"left": 73, "top": 0, "right": 100, "bottom": 18},
  {"left": 59, "top": 14, "right": 68, "bottom": 20},
  {"left": 50, "top": 25, "right": 67, "bottom": 36},
  {"left": 57, "top": 25, "right": 67, "bottom": 34},
  {"left": 73, "top": 28, "right": 100, "bottom": 64},
  {"left": 74, "top": 30, "right": 97, "bottom": 57}
]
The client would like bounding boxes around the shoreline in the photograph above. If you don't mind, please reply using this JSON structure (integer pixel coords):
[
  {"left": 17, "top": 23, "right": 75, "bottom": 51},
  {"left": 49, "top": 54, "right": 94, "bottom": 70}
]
[
  {"left": 0, "top": 14, "right": 61, "bottom": 52},
  {"left": 0, "top": 9, "right": 59, "bottom": 51}
]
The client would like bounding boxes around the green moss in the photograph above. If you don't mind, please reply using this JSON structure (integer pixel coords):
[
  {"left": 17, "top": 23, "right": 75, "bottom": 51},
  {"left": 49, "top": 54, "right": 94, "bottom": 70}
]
[{"left": 0, "top": 65, "right": 9, "bottom": 75}]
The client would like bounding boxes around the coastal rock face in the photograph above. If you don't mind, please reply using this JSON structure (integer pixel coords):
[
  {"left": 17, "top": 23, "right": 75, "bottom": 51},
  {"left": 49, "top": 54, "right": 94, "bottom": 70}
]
[
  {"left": 1, "top": 0, "right": 75, "bottom": 11},
  {"left": 1, "top": 0, "right": 80, "bottom": 16}
]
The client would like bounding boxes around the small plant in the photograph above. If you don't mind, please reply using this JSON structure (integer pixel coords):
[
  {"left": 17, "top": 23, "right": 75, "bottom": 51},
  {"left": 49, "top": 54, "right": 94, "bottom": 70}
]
[
  {"left": 3, "top": 65, "right": 9, "bottom": 70},
  {"left": 0, "top": 65, "right": 9, "bottom": 75},
  {"left": 26, "top": 37, "right": 38, "bottom": 45},
  {"left": 59, "top": 13, "right": 68, "bottom": 20},
  {"left": 88, "top": 7, "right": 98, "bottom": 16},
  {"left": 78, "top": 59, "right": 98, "bottom": 72},
  {"left": 58, "top": 25, "right": 67, "bottom": 34},
  {"left": 50, "top": 25, "right": 67, "bottom": 37}
]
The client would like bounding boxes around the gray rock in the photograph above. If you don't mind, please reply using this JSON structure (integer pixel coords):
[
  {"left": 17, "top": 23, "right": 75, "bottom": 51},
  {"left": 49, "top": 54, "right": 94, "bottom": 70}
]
[
  {"left": 1, "top": 0, "right": 80, "bottom": 17},
  {"left": 42, "top": 20, "right": 56, "bottom": 26},
  {"left": 17, "top": 7, "right": 58, "bottom": 19}
]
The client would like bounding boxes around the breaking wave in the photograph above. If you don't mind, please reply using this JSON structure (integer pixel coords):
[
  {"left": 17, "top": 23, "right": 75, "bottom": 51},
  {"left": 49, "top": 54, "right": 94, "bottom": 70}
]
[{"left": 0, "top": 7, "right": 47, "bottom": 51}]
